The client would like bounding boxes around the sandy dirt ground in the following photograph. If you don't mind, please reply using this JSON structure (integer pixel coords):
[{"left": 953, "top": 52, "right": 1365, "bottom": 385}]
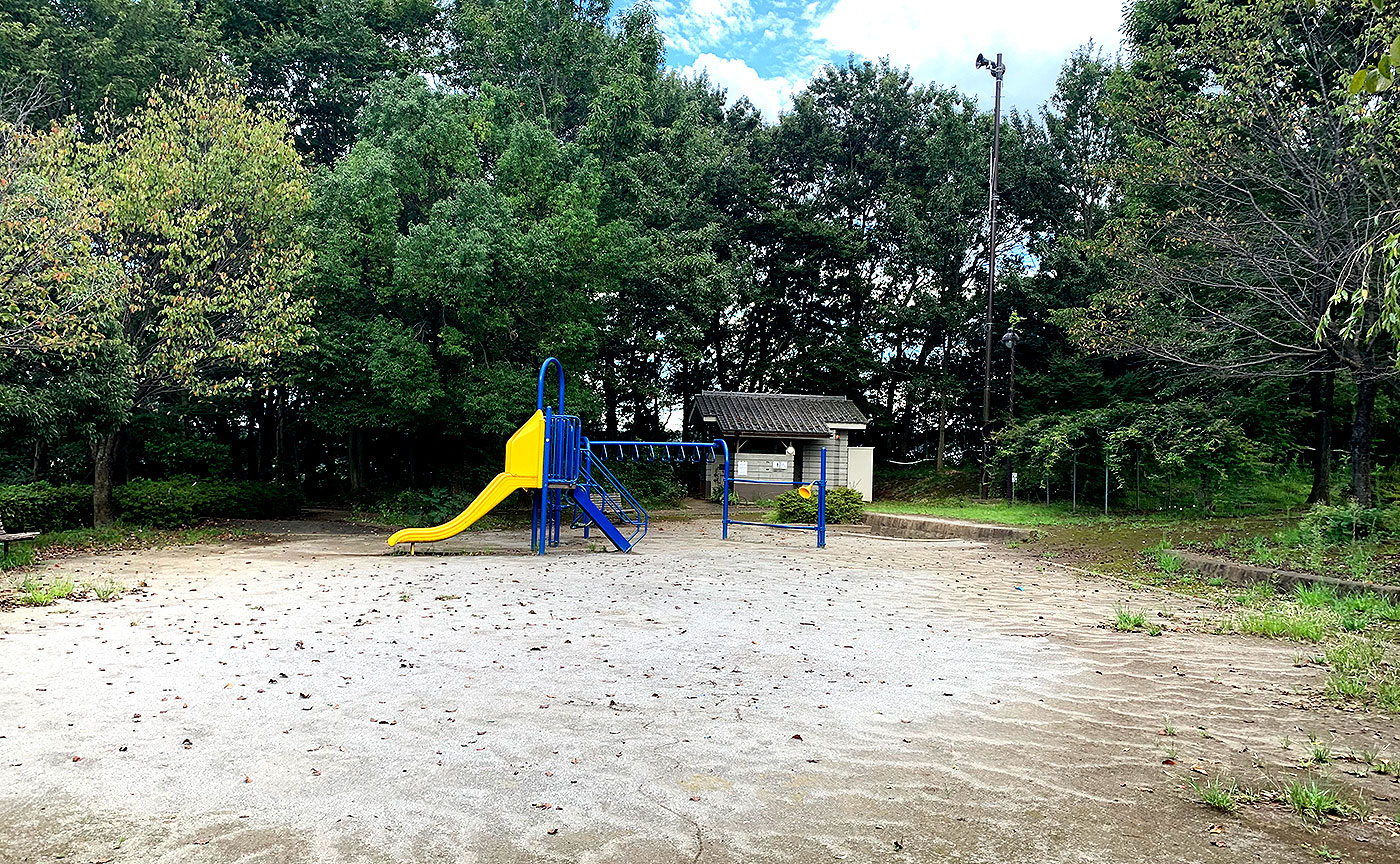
[{"left": 2, "top": 517, "right": 1398, "bottom": 863}]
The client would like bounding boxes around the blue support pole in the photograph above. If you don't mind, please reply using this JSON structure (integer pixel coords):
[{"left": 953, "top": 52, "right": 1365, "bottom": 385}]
[
  {"left": 582, "top": 446, "right": 591, "bottom": 539},
  {"left": 718, "top": 438, "right": 731, "bottom": 540},
  {"left": 722, "top": 463, "right": 730, "bottom": 540},
  {"left": 817, "top": 447, "right": 827, "bottom": 548},
  {"left": 530, "top": 490, "right": 539, "bottom": 552},
  {"left": 552, "top": 489, "right": 562, "bottom": 545},
  {"left": 538, "top": 405, "right": 551, "bottom": 555}
]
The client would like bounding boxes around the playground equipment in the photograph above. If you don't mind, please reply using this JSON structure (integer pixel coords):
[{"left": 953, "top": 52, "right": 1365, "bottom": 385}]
[{"left": 386, "top": 358, "right": 828, "bottom": 553}]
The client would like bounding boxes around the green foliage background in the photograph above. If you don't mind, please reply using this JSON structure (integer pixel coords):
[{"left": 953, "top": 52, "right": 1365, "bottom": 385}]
[{"left": 2, "top": 0, "right": 1399, "bottom": 521}]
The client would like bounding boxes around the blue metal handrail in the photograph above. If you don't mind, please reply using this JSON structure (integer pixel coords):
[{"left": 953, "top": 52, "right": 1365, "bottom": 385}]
[
  {"left": 579, "top": 446, "right": 648, "bottom": 547},
  {"left": 545, "top": 411, "right": 582, "bottom": 485}
]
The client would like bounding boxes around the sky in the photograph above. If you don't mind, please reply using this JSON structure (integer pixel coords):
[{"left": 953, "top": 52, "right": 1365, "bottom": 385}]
[{"left": 631, "top": 0, "right": 1127, "bottom": 121}]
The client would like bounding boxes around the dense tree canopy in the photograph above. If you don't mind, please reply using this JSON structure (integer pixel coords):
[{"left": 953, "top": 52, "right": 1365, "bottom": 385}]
[{"left": 2, "top": 0, "right": 1399, "bottom": 518}]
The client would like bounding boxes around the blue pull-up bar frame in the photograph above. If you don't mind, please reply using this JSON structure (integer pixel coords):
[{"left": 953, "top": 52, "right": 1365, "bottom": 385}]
[{"left": 720, "top": 448, "right": 826, "bottom": 548}]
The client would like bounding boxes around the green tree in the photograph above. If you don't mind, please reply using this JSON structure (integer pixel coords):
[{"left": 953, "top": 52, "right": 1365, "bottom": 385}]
[
  {"left": 1066, "top": 0, "right": 1399, "bottom": 506},
  {"left": 0, "top": 116, "right": 120, "bottom": 354},
  {"left": 215, "top": 0, "right": 442, "bottom": 162},
  {"left": 0, "top": 0, "right": 217, "bottom": 124},
  {"left": 82, "top": 75, "right": 316, "bottom": 524}
]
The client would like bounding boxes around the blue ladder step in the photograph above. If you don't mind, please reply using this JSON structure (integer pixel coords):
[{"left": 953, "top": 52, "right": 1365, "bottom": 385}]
[{"left": 569, "top": 486, "right": 634, "bottom": 552}]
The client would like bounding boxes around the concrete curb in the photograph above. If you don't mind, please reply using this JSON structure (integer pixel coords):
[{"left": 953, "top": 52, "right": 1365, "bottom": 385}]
[
  {"left": 1169, "top": 549, "right": 1400, "bottom": 599},
  {"left": 863, "top": 512, "right": 1032, "bottom": 543}
]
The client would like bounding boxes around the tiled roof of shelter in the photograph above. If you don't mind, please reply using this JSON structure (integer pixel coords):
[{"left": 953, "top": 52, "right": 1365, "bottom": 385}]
[{"left": 692, "top": 391, "right": 867, "bottom": 436}]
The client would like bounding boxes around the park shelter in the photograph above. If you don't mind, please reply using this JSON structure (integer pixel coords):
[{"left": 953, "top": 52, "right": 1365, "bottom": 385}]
[{"left": 691, "top": 392, "right": 873, "bottom": 501}]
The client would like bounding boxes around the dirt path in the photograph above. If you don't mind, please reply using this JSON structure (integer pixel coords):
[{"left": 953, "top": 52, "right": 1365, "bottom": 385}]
[{"left": 1, "top": 520, "right": 1396, "bottom": 862}]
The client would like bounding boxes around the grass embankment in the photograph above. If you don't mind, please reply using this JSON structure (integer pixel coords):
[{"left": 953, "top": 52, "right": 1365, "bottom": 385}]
[
  {"left": 1, "top": 522, "right": 254, "bottom": 609},
  {"left": 1136, "top": 555, "right": 1400, "bottom": 713},
  {"left": 872, "top": 467, "right": 1400, "bottom": 714}
]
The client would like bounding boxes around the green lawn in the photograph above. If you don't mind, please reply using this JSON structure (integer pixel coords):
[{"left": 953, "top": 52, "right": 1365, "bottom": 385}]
[
  {"left": 867, "top": 498, "right": 1113, "bottom": 527},
  {"left": 0, "top": 523, "right": 252, "bottom": 572}
]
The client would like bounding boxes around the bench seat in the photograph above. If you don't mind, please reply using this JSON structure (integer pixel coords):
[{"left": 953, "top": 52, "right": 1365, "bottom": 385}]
[{"left": 0, "top": 518, "right": 40, "bottom": 556}]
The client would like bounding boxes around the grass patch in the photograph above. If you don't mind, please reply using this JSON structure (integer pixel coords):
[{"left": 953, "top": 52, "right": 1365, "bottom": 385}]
[
  {"left": 1155, "top": 548, "right": 1184, "bottom": 575},
  {"left": 866, "top": 498, "right": 1108, "bottom": 527},
  {"left": 15, "top": 575, "right": 75, "bottom": 606},
  {"left": 1114, "top": 605, "right": 1147, "bottom": 631},
  {"left": 1188, "top": 776, "right": 1240, "bottom": 812},
  {"left": 1229, "top": 607, "right": 1332, "bottom": 642},
  {"left": 1281, "top": 779, "right": 1352, "bottom": 822},
  {"left": 85, "top": 579, "right": 124, "bottom": 602}
]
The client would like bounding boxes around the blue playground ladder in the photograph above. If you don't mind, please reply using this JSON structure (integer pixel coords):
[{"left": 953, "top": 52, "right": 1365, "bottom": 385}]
[{"left": 572, "top": 454, "right": 647, "bottom": 551}]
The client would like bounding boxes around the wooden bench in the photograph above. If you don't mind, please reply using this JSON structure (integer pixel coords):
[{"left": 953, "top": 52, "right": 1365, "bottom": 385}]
[{"left": 0, "top": 517, "right": 39, "bottom": 557}]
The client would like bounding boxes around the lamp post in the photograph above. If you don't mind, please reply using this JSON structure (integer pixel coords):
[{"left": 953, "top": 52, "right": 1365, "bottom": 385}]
[
  {"left": 976, "top": 51, "right": 1005, "bottom": 500},
  {"left": 1002, "top": 326, "right": 1019, "bottom": 503}
]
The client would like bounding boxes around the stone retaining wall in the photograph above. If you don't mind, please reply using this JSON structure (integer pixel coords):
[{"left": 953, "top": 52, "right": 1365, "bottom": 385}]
[
  {"left": 863, "top": 512, "right": 1032, "bottom": 543},
  {"left": 1170, "top": 550, "right": 1400, "bottom": 599}
]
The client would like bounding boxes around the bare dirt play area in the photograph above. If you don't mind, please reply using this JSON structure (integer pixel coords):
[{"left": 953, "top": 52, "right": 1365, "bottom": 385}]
[{"left": 2, "top": 518, "right": 1398, "bottom": 863}]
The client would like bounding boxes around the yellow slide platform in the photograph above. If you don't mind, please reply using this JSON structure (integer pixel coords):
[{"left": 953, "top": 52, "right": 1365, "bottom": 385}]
[{"left": 387, "top": 410, "right": 546, "bottom": 547}]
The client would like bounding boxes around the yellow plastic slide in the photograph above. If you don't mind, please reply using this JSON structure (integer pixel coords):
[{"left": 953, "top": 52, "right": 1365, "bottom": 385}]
[{"left": 387, "top": 410, "right": 546, "bottom": 547}]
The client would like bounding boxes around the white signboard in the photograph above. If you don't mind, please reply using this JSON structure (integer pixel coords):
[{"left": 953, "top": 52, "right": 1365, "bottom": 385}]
[{"left": 737, "top": 461, "right": 748, "bottom": 476}]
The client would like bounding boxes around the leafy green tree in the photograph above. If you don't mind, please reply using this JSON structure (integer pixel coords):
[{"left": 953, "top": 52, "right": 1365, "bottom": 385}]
[
  {"left": 81, "top": 75, "right": 316, "bottom": 524},
  {"left": 0, "top": 117, "right": 119, "bottom": 354},
  {"left": 0, "top": 0, "right": 217, "bottom": 124},
  {"left": 214, "top": 0, "right": 442, "bottom": 161},
  {"left": 1066, "top": 0, "right": 1399, "bottom": 506}
]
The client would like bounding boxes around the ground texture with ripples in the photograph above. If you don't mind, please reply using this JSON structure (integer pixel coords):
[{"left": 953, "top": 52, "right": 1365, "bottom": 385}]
[{"left": 2, "top": 518, "right": 1396, "bottom": 862}]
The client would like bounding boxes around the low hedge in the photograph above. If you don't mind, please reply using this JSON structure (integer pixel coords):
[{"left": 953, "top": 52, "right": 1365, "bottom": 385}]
[
  {"left": 0, "top": 477, "right": 302, "bottom": 531},
  {"left": 0, "top": 482, "right": 92, "bottom": 532},
  {"left": 114, "top": 477, "right": 303, "bottom": 528},
  {"left": 771, "top": 486, "right": 866, "bottom": 525}
]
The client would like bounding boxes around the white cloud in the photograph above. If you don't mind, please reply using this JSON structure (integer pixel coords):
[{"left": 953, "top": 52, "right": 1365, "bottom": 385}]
[
  {"left": 682, "top": 53, "right": 799, "bottom": 119},
  {"left": 658, "top": 0, "right": 757, "bottom": 50},
  {"left": 812, "top": 0, "right": 1123, "bottom": 110}
]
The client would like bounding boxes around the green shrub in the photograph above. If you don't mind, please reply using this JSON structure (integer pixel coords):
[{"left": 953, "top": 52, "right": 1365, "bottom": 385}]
[
  {"left": 1300, "top": 503, "right": 1393, "bottom": 544},
  {"left": 771, "top": 486, "right": 866, "bottom": 525},
  {"left": 113, "top": 477, "right": 302, "bottom": 528},
  {"left": 375, "top": 487, "right": 479, "bottom": 528},
  {"left": 603, "top": 461, "right": 686, "bottom": 508},
  {"left": 0, "top": 482, "right": 93, "bottom": 531}
]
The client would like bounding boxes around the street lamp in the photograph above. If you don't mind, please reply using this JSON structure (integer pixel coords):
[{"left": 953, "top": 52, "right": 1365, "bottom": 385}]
[
  {"left": 976, "top": 51, "right": 1006, "bottom": 501},
  {"left": 1002, "top": 325, "right": 1019, "bottom": 503}
]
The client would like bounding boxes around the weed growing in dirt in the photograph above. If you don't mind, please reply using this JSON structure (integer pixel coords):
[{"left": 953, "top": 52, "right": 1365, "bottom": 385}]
[
  {"left": 1282, "top": 779, "right": 1350, "bottom": 821},
  {"left": 1229, "top": 607, "right": 1330, "bottom": 641},
  {"left": 15, "top": 576, "right": 76, "bottom": 606},
  {"left": 1156, "top": 548, "right": 1184, "bottom": 575},
  {"left": 1188, "top": 776, "right": 1239, "bottom": 812},
  {"left": 85, "top": 580, "right": 123, "bottom": 601},
  {"left": 1114, "top": 606, "right": 1147, "bottom": 631},
  {"left": 1309, "top": 740, "right": 1332, "bottom": 765},
  {"left": 1318, "top": 637, "right": 1400, "bottom": 712},
  {"left": 1310, "top": 846, "right": 1342, "bottom": 861}
]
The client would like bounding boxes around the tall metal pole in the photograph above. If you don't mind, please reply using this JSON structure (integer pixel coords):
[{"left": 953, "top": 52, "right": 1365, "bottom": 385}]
[
  {"left": 1004, "top": 329, "right": 1016, "bottom": 504},
  {"left": 979, "top": 53, "right": 1004, "bottom": 500}
]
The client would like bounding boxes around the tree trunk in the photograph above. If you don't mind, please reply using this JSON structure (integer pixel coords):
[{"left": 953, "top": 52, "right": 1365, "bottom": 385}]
[
  {"left": 91, "top": 431, "right": 120, "bottom": 527},
  {"left": 1306, "top": 370, "right": 1333, "bottom": 505},
  {"left": 936, "top": 398, "right": 946, "bottom": 473},
  {"left": 31, "top": 437, "right": 46, "bottom": 482},
  {"left": 348, "top": 430, "right": 364, "bottom": 493},
  {"left": 1350, "top": 374, "right": 1376, "bottom": 508}
]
